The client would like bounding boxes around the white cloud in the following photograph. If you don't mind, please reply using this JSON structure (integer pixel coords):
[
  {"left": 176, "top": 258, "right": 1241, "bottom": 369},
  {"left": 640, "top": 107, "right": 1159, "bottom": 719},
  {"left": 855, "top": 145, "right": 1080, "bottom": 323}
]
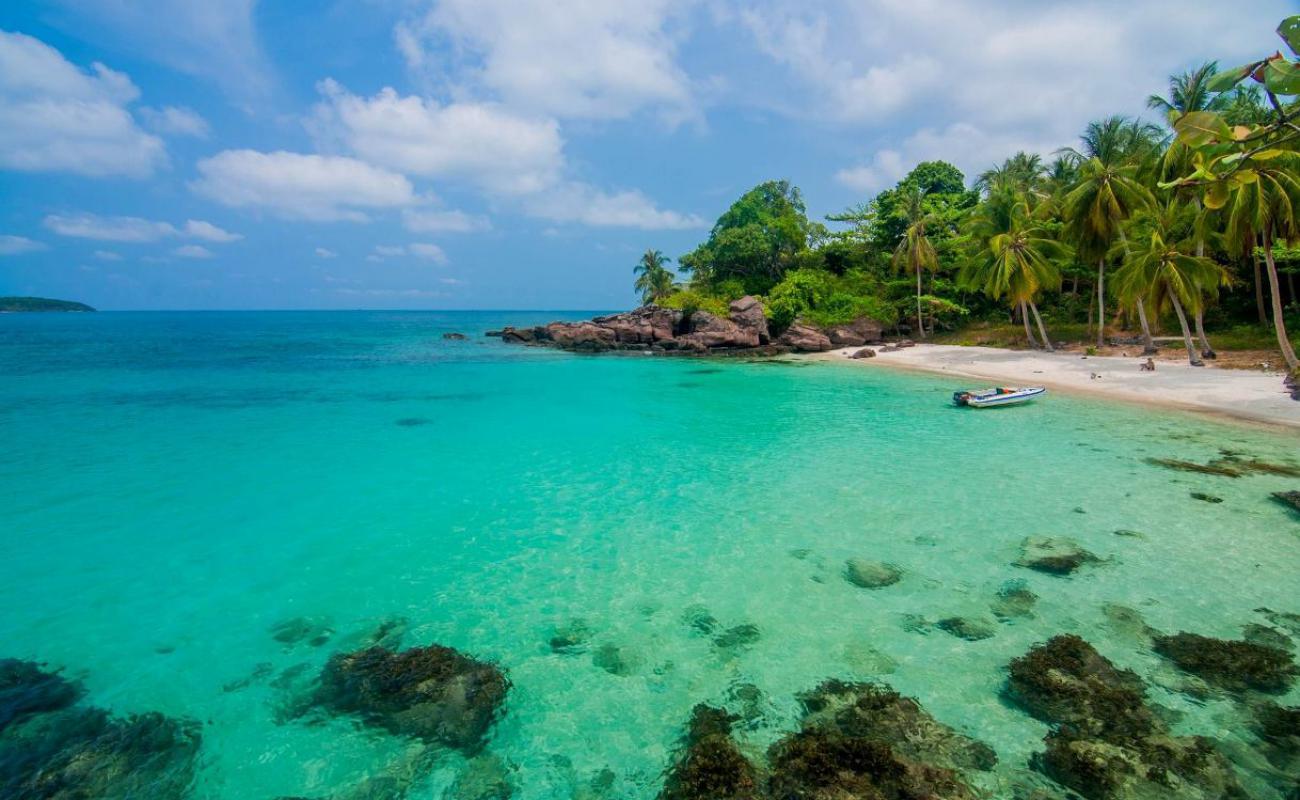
[
  {"left": 183, "top": 219, "right": 241, "bottom": 242},
  {"left": 42, "top": 213, "right": 241, "bottom": 245},
  {"left": 315, "top": 247, "right": 338, "bottom": 258},
  {"left": 94, "top": 249, "right": 122, "bottom": 261},
  {"left": 313, "top": 80, "right": 563, "bottom": 195},
  {"left": 409, "top": 242, "right": 448, "bottom": 263},
  {"left": 139, "top": 106, "right": 210, "bottom": 138},
  {"left": 191, "top": 150, "right": 418, "bottom": 222},
  {"left": 172, "top": 244, "right": 213, "bottom": 259},
  {"left": 526, "top": 182, "right": 704, "bottom": 230},
  {"left": 402, "top": 208, "right": 491, "bottom": 234},
  {"left": 0, "top": 234, "right": 46, "bottom": 255},
  {"left": 396, "top": 0, "right": 695, "bottom": 121},
  {"left": 44, "top": 213, "right": 177, "bottom": 242},
  {"left": 0, "top": 30, "right": 164, "bottom": 177},
  {"left": 374, "top": 245, "right": 406, "bottom": 257}
]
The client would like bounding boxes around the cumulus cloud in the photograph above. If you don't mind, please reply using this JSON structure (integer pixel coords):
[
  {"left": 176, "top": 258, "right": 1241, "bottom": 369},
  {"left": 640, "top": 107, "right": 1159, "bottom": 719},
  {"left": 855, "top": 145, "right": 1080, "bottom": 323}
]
[
  {"left": 396, "top": 0, "right": 695, "bottom": 121},
  {"left": 172, "top": 244, "right": 213, "bottom": 259},
  {"left": 42, "top": 213, "right": 241, "bottom": 245},
  {"left": 315, "top": 247, "right": 338, "bottom": 258},
  {"left": 373, "top": 245, "right": 406, "bottom": 257},
  {"left": 408, "top": 242, "right": 448, "bottom": 263},
  {"left": 0, "top": 234, "right": 46, "bottom": 255},
  {"left": 525, "top": 182, "right": 704, "bottom": 230},
  {"left": 0, "top": 30, "right": 165, "bottom": 177},
  {"left": 191, "top": 150, "right": 418, "bottom": 222},
  {"left": 312, "top": 80, "right": 563, "bottom": 195},
  {"left": 139, "top": 106, "right": 210, "bottom": 138},
  {"left": 401, "top": 208, "right": 491, "bottom": 234}
]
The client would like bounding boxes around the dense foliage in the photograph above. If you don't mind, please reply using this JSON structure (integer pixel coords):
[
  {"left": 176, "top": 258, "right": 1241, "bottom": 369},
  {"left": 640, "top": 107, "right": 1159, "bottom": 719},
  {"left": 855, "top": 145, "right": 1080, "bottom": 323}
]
[
  {"left": 635, "top": 16, "right": 1300, "bottom": 370},
  {"left": 0, "top": 297, "right": 95, "bottom": 312}
]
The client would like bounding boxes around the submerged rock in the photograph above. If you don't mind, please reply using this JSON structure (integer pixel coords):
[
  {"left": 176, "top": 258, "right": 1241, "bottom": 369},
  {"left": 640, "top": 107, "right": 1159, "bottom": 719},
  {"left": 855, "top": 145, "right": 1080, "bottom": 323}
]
[
  {"left": 713, "top": 624, "right": 761, "bottom": 651},
  {"left": 1006, "top": 635, "right": 1247, "bottom": 800},
  {"left": 0, "top": 659, "right": 83, "bottom": 732},
  {"left": 1014, "top": 537, "right": 1101, "bottom": 576},
  {"left": 269, "top": 616, "right": 334, "bottom": 648},
  {"left": 1143, "top": 457, "right": 1242, "bottom": 477},
  {"left": 1272, "top": 491, "right": 1300, "bottom": 515},
  {"left": 659, "top": 706, "right": 761, "bottom": 800},
  {"left": 356, "top": 615, "right": 410, "bottom": 651},
  {"left": 840, "top": 641, "right": 898, "bottom": 675},
  {"left": 1241, "top": 623, "right": 1293, "bottom": 653},
  {"left": 682, "top": 604, "right": 720, "bottom": 636},
  {"left": 936, "top": 616, "right": 996, "bottom": 642},
  {"left": 548, "top": 619, "right": 593, "bottom": 653},
  {"left": 1101, "top": 604, "right": 1156, "bottom": 645},
  {"left": 315, "top": 644, "right": 509, "bottom": 749},
  {"left": 1250, "top": 701, "right": 1300, "bottom": 781},
  {"left": 767, "top": 729, "right": 976, "bottom": 800},
  {"left": 442, "top": 332, "right": 469, "bottom": 341},
  {"left": 1153, "top": 632, "right": 1296, "bottom": 694},
  {"left": 1189, "top": 492, "right": 1223, "bottom": 504},
  {"left": 990, "top": 580, "right": 1038, "bottom": 621},
  {"left": 844, "top": 559, "right": 903, "bottom": 589},
  {"left": 0, "top": 705, "right": 201, "bottom": 800},
  {"left": 591, "top": 644, "right": 640, "bottom": 677},
  {"left": 449, "top": 753, "right": 514, "bottom": 800}
]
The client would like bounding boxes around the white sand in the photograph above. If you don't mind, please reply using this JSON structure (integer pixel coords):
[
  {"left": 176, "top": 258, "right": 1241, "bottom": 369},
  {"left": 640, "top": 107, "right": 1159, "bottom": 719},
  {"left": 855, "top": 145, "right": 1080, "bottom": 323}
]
[{"left": 817, "top": 344, "right": 1300, "bottom": 429}]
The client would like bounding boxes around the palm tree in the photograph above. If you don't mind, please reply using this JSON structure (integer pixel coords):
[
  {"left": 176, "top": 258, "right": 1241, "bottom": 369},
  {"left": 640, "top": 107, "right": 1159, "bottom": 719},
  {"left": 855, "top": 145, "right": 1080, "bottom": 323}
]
[
  {"left": 1059, "top": 117, "right": 1161, "bottom": 350},
  {"left": 1221, "top": 159, "right": 1300, "bottom": 371},
  {"left": 892, "top": 186, "right": 941, "bottom": 338},
  {"left": 1146, "top": 62, "right": 1228, "bottom": 116},
  {"left": 1113, "top": 227, "right": 1228, "bottom": 366},
  {"left": 976, "top": 152, "right": 1047, "bottom": 197},
  {"left": 960, "top": 196, "right": 1065, "bottom": 350},
  {"left": 633, "top": 249, "right": 676, "bottom": 305}
]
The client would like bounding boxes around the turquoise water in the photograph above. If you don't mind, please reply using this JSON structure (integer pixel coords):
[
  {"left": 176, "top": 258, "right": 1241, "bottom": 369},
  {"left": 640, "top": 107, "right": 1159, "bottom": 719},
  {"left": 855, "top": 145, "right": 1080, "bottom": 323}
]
[{"left": 1, "top": 311, "right": 1298, "bottom": 798}]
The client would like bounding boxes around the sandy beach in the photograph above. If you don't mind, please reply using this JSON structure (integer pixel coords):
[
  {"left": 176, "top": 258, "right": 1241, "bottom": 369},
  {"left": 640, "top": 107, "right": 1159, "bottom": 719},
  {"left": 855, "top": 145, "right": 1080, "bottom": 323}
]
[{"left": 818, "top": 343, "right": 1300, "bottom": 429}]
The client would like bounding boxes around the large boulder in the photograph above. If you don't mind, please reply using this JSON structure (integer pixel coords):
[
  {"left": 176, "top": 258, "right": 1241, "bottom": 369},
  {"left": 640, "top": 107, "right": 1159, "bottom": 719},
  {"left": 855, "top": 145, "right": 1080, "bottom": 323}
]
[
  {"left": 777, "top": 322, "right": 833, "bottom": 352},
  {"left": 826, "top": 317, "right": 885, "bottom": 347},
  {"left": 315, "top": 644, "right": 509, "bottom": 749},
  {"left": 677, "top": 311, "right": 760, "bottom": 351},
  {"left": 592, "top": 306, "right": 682, "bottom": 345},
  {"left": 728, "top": 296, "right": 770, "bottom": 345},
  {"left": 659, "top": 705, "right": 761, "bottom": 800},
  {"left": 844, "top": 559, "right": 903, "bottom": 589},
  {"left": 1153, "top": 632, "right": 1296, "bottom": 694},
  {"left": 543, "top": 321, "right": 617, "bottom": 352}
]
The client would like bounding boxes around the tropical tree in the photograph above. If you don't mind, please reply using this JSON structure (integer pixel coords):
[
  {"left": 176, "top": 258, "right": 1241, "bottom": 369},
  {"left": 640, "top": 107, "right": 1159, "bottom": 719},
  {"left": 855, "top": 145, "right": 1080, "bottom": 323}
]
[
  {"left": 1113, "top": 225, "right": 1229, "bottom": 366},
  {"left": 1060, "top": 148, "right": 1156, "bottom": 349},
  {"left": 975, "top": 152, "right": 1047, "bottom": 197},
  {"left": 633, "top": 249, "right": 676, "bottom": 304},
  {"left": 960, "top": 194, "right": 1066, "bottom": 349},
  {"left": 893, "top": 185, "right": 941, "bottom": 338},
  {"left": 1146, "top": 62, "right": 1229, "bottom": 116}
]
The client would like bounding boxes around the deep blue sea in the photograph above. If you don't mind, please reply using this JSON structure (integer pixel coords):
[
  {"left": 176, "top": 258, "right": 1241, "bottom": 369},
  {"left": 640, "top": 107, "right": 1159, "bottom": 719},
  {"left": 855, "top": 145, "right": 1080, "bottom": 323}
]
[{"left": 1, "top": 311, "right": 1298, "bottom": 798}]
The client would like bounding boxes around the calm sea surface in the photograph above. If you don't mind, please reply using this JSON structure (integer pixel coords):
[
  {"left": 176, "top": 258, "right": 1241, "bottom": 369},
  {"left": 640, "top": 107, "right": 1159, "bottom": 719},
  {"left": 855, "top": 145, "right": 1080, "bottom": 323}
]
[{"left": 2, "top": 311, "right": 1298, "bottom": 798}]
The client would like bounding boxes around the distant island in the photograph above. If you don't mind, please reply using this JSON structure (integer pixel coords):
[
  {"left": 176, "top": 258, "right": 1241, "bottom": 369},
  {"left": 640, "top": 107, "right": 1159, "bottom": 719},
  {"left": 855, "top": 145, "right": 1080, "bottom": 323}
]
[{"left": 0, "top": 297, "right": 96, "bottom": 313}]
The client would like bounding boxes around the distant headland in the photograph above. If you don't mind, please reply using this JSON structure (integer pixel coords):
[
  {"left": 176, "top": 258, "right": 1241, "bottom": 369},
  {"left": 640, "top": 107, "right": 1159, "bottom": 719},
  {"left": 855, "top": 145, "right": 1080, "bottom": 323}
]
[{"left": 0, "top": 297, "right": 96, "bottom": 313}]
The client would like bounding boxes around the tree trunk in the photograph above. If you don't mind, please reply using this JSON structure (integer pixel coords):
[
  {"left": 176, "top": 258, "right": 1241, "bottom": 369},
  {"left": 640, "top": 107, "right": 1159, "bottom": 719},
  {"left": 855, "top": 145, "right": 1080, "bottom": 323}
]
[
  {"left": 1194, "top": 311, "right": 1216, "bottom": 359},
  {"left": 1167, "top": 289, "right": 1203, "bottom": 367},
  {"left": 1020, "top": 300, "right": 1038, "bottom": 349},
  {"left": 1262, "top": 226, "right": 1299, "bottom": 371},
  {"left": 1096, "top": 257, "right": 1106, "bottom": 349},
  {"left": 1030, "top": 300, "right": 1053, "bottom": 352},
  {"left": 1134, "top": 299, "right": 1156, "bottom": 355},
  {"left": 915, "top": 266, "right": 926, "bottom": 339},
  {"left": 1086, "top": 288, "right": 1094, "bottom": 340},
  {"left": 1254, "top": 244, "right": 1268, "bottom": 326}
]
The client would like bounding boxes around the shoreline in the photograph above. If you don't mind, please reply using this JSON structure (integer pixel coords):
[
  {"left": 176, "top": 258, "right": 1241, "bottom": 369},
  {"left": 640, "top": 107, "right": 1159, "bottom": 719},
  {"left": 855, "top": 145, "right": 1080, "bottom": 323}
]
[{"left": 807, "top": 343, "right": 1300, "bottom": 431}]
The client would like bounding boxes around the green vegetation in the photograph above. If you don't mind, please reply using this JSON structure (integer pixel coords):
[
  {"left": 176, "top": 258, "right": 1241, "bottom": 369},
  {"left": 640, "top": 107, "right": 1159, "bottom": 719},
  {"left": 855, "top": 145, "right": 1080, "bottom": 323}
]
[
  {"left": 633, "top": 15, "right": 1300, "bottom": 369},
  {"left": 0, "top": 297, "right": 95, "bottom": 312}
]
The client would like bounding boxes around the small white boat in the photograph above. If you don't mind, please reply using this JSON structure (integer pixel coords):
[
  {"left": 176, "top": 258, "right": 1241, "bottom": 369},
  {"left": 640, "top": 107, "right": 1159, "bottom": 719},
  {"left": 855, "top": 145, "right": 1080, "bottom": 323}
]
[{"left": 953, "top": 386, "right": 1046, "bottom": 408}]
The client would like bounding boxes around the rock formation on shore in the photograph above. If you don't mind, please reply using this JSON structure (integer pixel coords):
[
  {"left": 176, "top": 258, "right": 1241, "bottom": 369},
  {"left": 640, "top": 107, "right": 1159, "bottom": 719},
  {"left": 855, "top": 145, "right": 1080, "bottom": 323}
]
[{"left": 494, "top": 297, "right": 884, "bottom": 355}]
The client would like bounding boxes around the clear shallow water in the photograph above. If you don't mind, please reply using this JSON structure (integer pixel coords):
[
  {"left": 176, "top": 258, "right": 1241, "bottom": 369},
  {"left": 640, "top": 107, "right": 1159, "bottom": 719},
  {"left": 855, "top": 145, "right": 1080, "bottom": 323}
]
[{"left": 1, "top": 311, "right": 1298, "bottom": 799}]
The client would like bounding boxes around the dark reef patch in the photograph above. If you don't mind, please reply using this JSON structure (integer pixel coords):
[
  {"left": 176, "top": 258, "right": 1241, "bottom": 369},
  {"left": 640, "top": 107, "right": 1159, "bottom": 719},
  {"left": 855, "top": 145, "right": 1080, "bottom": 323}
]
[
  {"left": 1143, "top": 457, "right": 1243, "bottom": 477},
  {"left": 1153, "top": 632, "right": 1296, "bottom": 694},
  {"left": 659, "top": 706, "right": 761, "bottom": 800},
  {"left": 395, "top": 417, "right": 433, "bottom": 427},
  {"left": 1014, "top": 537, "right": 1101, "bottom": 576},
  {"left": 1189, "top": 492, "right": 1222, "bottom": 504},
  {"left": 313, "top": 644, "right": 509, "bottom": 749},
  {"left": 0, "top": 659, "right": 83, "bottom": 732}
]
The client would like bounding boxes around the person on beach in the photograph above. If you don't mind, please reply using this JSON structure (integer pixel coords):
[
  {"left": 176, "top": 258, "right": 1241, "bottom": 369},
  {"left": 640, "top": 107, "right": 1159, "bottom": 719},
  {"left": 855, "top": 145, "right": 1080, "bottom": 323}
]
[{"left": 1140, "top": 358, "right": 1156, "bottom": 372}]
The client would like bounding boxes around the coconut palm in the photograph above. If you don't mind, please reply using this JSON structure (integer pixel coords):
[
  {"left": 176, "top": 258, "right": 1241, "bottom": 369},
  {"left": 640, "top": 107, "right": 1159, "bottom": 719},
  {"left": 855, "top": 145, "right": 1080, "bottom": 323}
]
[
  {"left": 892, "top": 186, "right": 941, "bottom": 338},
  {"left": 1113, "top": 225, "right": 1228, "bottom": 366},
  {"left": 1221, "top": 158, "right": 1300, "bottom": 371},
  {"left": 960, "top": 196, "right": 1066, "bottom": 350},
  {"left": 633, "top": 249, "right": 676, "bottom": 304},
  {"left": 1146, "top": 62, "right": 1228, "bottom": 116},
  {"left": 976, "top": 152, "right": 1047, "bottom": 197}
]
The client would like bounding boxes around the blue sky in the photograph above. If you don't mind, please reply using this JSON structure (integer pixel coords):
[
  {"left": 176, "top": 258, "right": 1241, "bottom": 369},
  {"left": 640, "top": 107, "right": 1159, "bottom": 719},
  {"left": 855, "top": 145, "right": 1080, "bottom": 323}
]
[{"left": 0, "top": 1, "right": 1293, "bottom": 310}]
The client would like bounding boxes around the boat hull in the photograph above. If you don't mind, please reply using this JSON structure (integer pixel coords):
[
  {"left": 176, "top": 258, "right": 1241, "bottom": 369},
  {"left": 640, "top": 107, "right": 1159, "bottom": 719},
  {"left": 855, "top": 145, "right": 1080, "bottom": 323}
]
[{"left": 954, "top": 387, "right": 1046, "bottom": 408}]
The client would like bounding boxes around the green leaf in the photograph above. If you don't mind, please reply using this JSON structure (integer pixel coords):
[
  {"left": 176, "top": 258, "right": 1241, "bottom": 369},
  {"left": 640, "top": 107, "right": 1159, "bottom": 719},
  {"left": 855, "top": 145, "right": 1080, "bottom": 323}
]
[
  {"left": 1204, "top": 181, "right": 1230, "bottom": 210},
  {"left": 1174, "top": 111, "right": 1232, "bottom": 147},
  {"left": 1206, "top": 61, "right": 1261, "bottom": 93},
  {"left": 1263, "top": 58, "right": 1300, "bottom": 95},
  {"left": 1279, "top": 16, "right": 1300, "bottom": 57}
]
